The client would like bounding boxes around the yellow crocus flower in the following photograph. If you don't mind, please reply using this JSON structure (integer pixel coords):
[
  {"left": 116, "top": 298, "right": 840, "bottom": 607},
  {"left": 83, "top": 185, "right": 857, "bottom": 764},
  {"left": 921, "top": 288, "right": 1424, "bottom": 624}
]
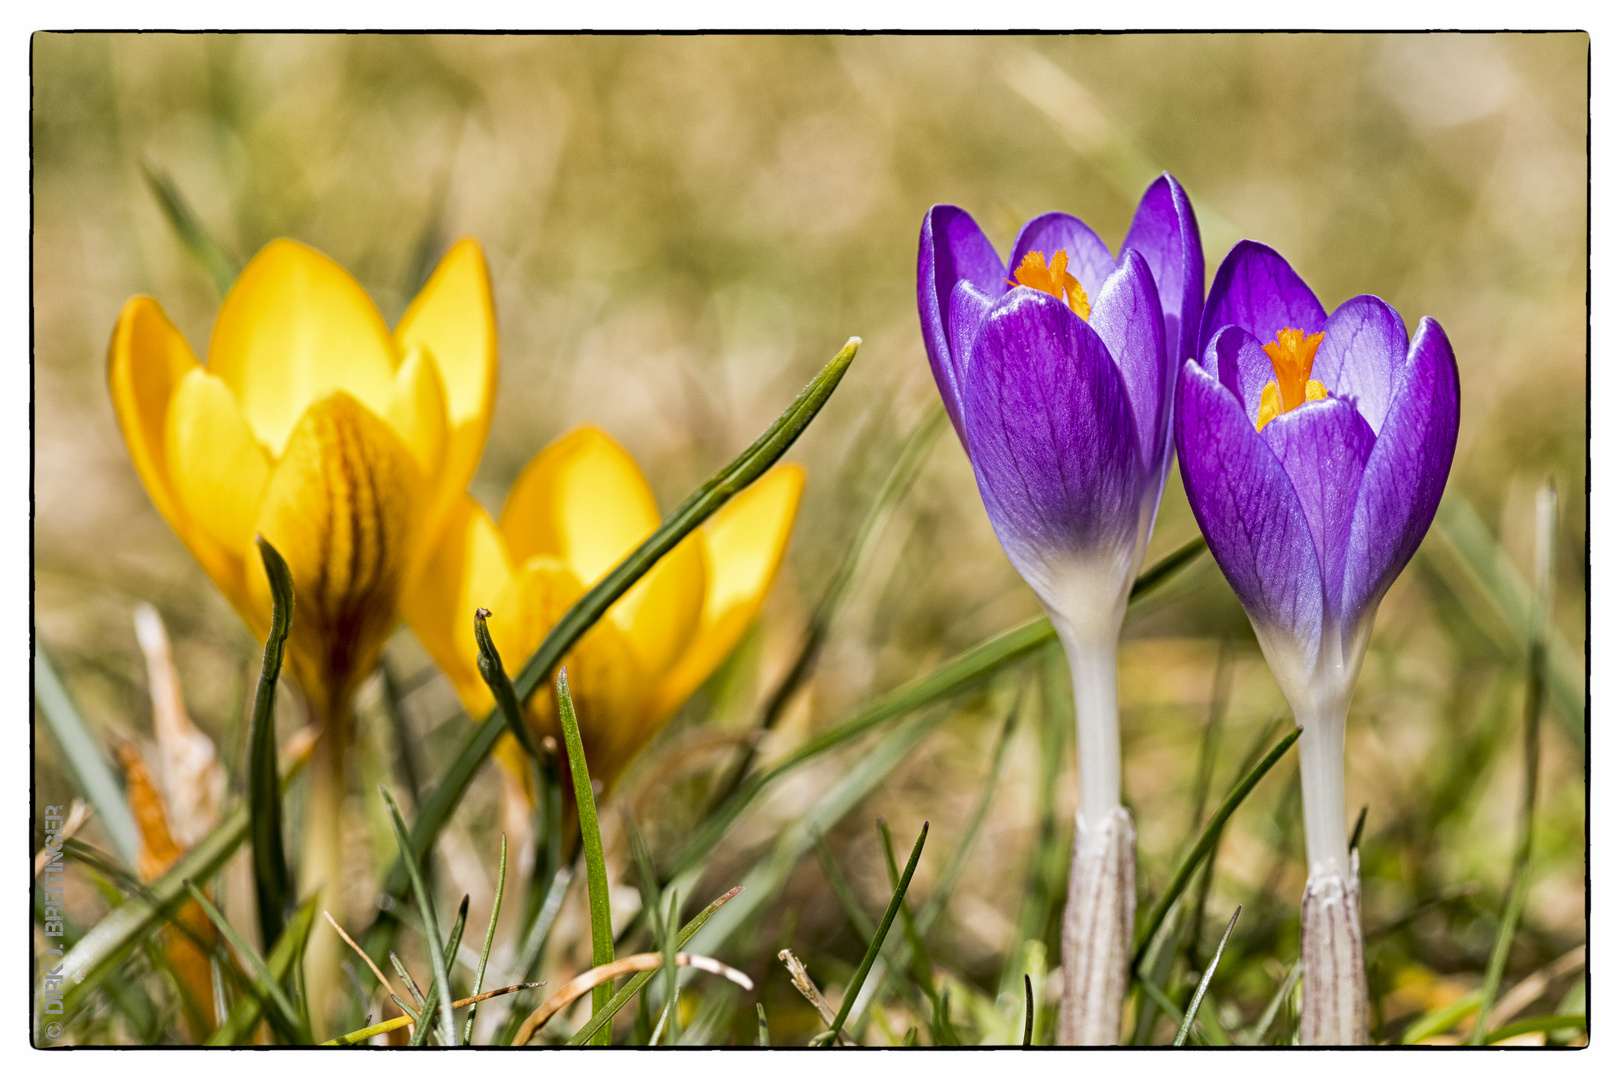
[{"left": 407, "top": 426, "right": 803, "bottom": 794}]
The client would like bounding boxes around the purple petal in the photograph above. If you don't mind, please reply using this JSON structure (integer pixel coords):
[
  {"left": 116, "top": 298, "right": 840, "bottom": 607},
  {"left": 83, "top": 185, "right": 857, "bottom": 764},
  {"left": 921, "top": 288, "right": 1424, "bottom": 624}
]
[
  {"left": 1198, "top": 240, "right": 1327, "bottom": 355},
  {"left": 947, "top": 280, "right": 995, "bottom": 397},
  {"left": 960, "top": 288, "right": 1143, "bottom": 569},
  {"left": 1340, "top": 317, "right": 1461, "bottom": 631},
  {"left": 1009, "top": 212, "right": 1118, "bottom": 299},
  {"left": 1259, "top": 398, "right": 1377, "bottom": 624},
  {"left": 919, "top": 205, "right": 1007, "bottom": 440},
  {"left": 1312, "top": 295, "right": 1408, "bottom": 435},
  {"left": 1121, "top": 173, "right": 1205, "bottom": 368},
  {"left": 1089, "top": 250, "right": 1169, "bottom": 477},
  {"left": 1201, "top": 325, "right": 1279, "bottom": 428},
  {"left": 1175, "top": 360, "right": 1324, "bottom": 667}
]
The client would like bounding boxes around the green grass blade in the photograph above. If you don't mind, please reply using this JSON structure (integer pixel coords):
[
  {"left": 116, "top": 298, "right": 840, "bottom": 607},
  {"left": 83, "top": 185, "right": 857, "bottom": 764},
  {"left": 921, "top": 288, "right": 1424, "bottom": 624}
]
[
  {"left": 360, "top": 338, "right": 859, "bottom": 955},
  {"left": 183, "top": 880, "right": 310, "bottom": 1043},
  {"left": 463, "top": 834, "right": 507, "bottom": 1042},
  {"left": 472, "top": 608, "right": 543, "bottom": 760},
  {"left": 1484, "top": 1013, "right": 1586, "bottom": 1044},
  {"left": 710, "top": 403, "right": 948, "bottom": 807},
  {"left": 814, "top": 830, "right": 876, "bottom": 940},
  {"left": 555, "top": 669, "right": 614, "bottom": 1045},
  {"left": 564, "top": 886, "right": 743, "bottom": 1045},
  {"left": 206, "top": 897, "right": 318, "bottom": 1045},
  {"left": 621, "top": 808, "right": 664, "bottom": 948},
  {"left": 661, "top": 890, "right": 680, "bottom": 1045},
  {"left": 877, "top": 817, "right": 945, "bottom": 1042},
  {"left": 247, "top": 537, "right": 294, "bottom": 953},
  {"left": 34, "top": 649, "right": 139, "bottom": 867},
  {"left": 1132, "top": 727, "right": 1301, "bottom": 971},
  {"left": 380, "top": 788, "right": 457, "bottom": 1046},
  {"left": 390, "top": 953, "right": 425, "bottom": 1009},
  {"left": 757, "top": 1002, "right": 770, "bottom": 1046},
  {"left": 1240, "top": 960, "right": 1299, "bottom": 1045},
  {"left": 1348, "top": 804, "right": 1369, "bottom": 856},
  {"left": 822, "top": 820, "right": 928, "bottom": 1046},
  {"left": 1402, "top": 989, "right": 1480, "bottom": 1044},
  {"left": 1022, "top": 974, "right": 1034, "bottom": 1046},
  {"left": 409, "top": 895, "right": 469, "bottom": 1046},
  {"left": 140, "top": 164, "right": 242, "bottom": 298},
  {"left": 494, "top": 864, "right": 572, "bottom": 1045},
  {"left": 1174, "top": 905, "right": 1240, "bottom": 1047}
]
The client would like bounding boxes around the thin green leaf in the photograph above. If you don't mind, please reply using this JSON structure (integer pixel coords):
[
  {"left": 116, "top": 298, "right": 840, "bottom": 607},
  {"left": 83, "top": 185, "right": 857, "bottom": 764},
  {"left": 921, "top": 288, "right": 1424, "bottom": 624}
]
[
  {"left": 206, "top": 897, "right": 318, "bottom": 1046},
  {"left": 877, "top": 817, "right": 945, "bottom": 1042},
  {"left": 463, "top": 834, "right": 507, "bottom": 1042},
  {"left": 247, "top": 536, "right": 294, "bottom": 953},
  {"left": 1133, "top": 727, "right": 1302, "bottom": 971},
  {"left": 141, "top": 163, "right": 242, "bottom": 298},
  {"left": 494, "top": 864, "right": 572, "bottom": 1045},
  {"left": 183, "top": 880, "right": 310, "bottom": 1043},
  {"left": 822, "top": 820, "right": 928, "bottom": 1046},
  {"left": 564, "top": 886, "right": 743, "bottom": 1045},
  {"left": 1348, "top": 804, "right": 1369, "bottom": 856},
  {"left": 379, "top": 660, "right": 424, "bottom": 808},
  {"left": 621, "top": 809, "right": 664, "bottom": 948},
  {"left": 380, "top": 787, "right": 457, "bottom": 1046},
  {"left": 362, "top": 337, "right": 859, "bottom": 957},
  {"left": 1402, "top": 989, "right": 1480, "bottom": 1044},
  {"left": 1484, "top": 1013, "right": 1586, "bottom": 1044},
  {"left": 757, "top": 1001, "right": 771, "bottom": 1046},
  {"left": 473, "top": 607, "right": 542, "bottom": 760},
  {"left": 1022, "top": 974, "right": 1034, "bottom": 1046},
  {"left": 555, "top": 669, "right": 614, "bottom": 1045},
  {"left": 813, "top": 831, "right": 876, "bottom": 941},
  {"left": 1240, "top": 960, "right": 1300, "bottom": 1045},
  {"left": 390, "top": 952, "right": 426, "bottom": 1009},
  {"left": 661, "top": 890, "right": 681, "bottom": 1045},
  {"left": 34, "top": 648, "right": 139, "bottom": 867},
  {"left": 1174, "top": 905, "right": 1240, "bottom": 1046},
  {"left": 409, "top": 895, "right": 469, "bottom": 1046}
]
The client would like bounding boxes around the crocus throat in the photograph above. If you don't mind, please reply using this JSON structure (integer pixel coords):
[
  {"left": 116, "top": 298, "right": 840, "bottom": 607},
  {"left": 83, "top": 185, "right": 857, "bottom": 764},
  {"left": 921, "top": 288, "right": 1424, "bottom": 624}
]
[
  {"left": 1008, "top": 249, "right": 1090, "bottom": 320},
  {"left": 1256, "top": 327, "right": 1327, "bottom": 431}
]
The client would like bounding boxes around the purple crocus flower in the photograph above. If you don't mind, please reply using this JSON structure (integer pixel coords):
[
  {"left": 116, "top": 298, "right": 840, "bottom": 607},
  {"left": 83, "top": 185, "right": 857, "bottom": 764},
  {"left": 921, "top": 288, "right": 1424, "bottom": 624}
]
[
  {"left": 917, "top": 173, "right": 1202, "bottom": 1045},
  {"left": 1175, "top": 239, "right": 1460, "bottom": 1044}
]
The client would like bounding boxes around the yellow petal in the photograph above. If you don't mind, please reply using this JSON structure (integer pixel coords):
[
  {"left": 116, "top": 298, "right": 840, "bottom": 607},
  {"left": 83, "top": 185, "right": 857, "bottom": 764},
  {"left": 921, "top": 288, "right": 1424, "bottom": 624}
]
[
  {"left": 106, "top": 296, "right": 200, "bottom": 533},
  {"left": 207, "top": 239, "right": 397, "bottom": 456},
  {"left": 394, "top": 238, "right": 497, "bottom": 431},
  {"left": 402, "top": 494, "right": 518, "bottom": 714},
  {"left": 500, "top": 427, "right": 661, "bottom": 586},
  {"left": 384, "top": 346, "right": 450, "bottom": 483},
  {"left": 651, "top": 465, "right": 804, "bottom": 720},
  {"left": 246, "top": 392, "right": 421, "bottom": 718},
  {"left": 609, "top": 534, "right": 707, "bottom": 683},
  {"left": 165, "top": 369, "right": 274, "bottom": 560}
]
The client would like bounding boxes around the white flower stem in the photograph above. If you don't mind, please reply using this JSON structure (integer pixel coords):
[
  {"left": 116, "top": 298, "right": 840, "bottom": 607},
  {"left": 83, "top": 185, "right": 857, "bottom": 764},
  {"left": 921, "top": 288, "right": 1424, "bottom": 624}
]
[
  {"left": 1065, "top": 637, "right": 1121, "bottom": 826},
  {"left": 1294, "top": 701, "right": 1367, "bottom": 1045},
  {"left": 300, "top": 700, "right": 353, "bottom": 1037}
]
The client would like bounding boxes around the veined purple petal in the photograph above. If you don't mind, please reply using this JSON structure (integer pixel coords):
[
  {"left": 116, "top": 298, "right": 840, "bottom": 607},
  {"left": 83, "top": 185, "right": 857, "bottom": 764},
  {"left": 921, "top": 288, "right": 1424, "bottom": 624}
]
[
  {"left": 1202, "top": 325, "right": 1277, "bottom": 426},
  {"left": 919, "top": 205, "right": 1007, "bottom": 439},
  {"left": 1259, "top": 398, "right": 1377, "bottom": 625},
  {"left": 1009, "top": 212, "right": 1118, "bottom": 299},
  {"left": 1313, "top": 295, "right": 1408, "bottom": 436},
  {"left": 1340, "top": 317, "right": 1461, "bottom": 631},
  {"left": 1121, "top": 173, "right": 1205, "bottom": 368},
  {"left": 1199, "top": 240, "right": 1327, "bottom": 355},
  {"left": 961, "top": 288, "right": 1143, "bottom": 569},
  {"left": 1089, "top": 250, "right": 1169, "bottom": 476},
  {"left": 948, "top": 280, "right": 996, "bottom": 395},
  {"left": 1175, "top": 360, "right": 1324, "bottom": 669}
]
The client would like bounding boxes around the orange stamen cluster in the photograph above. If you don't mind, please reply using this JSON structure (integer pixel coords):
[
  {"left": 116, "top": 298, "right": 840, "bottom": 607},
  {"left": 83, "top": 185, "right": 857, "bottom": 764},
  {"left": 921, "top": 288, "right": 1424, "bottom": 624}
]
[
  {"left": 1007, "top": 249, "right": 1090, "bottom": 320},
  {"left": 1256, "top": 327, "right": 1327, "bottom": 431}
]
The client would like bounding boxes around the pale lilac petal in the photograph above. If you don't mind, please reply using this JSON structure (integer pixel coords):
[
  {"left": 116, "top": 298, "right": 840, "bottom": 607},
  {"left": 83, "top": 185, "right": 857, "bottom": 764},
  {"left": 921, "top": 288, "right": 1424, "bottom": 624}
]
[
  {"left": 1009, "top": 212, "right": 1118, "bottom": 298},
  {"left": 1312, "top": 295, "right": 1408, "bottom": 435},
  {"left": 1340, "top": 317, "right": 1461, "bottom": 631},
  {"left": 947, "top": 280, "right": 995, "bottom": 398},
  {"left": 1201, "top": 325, "right": 1276, "bottom": 423},
  {"left": 919, "top": 205, "right": 1007, "bottom": 439},
  {"left": 1199, "top": 240, "right": 1327, "bottom": 354},
  {"left": 1175, "top": 360, "right": 1324, "bottom": 668},
  {"left": 1088, "top": 250, "right": 1169, "bottom": 475},
  {"left": 961, "top": 288, "right": 1143, "bottom": 569},
  {"left": 1121, "top": 173, "right": 1205, "bottom": 368},
  {"left": 1260, "top": 398, "right": 1377, "bottom": 624}
]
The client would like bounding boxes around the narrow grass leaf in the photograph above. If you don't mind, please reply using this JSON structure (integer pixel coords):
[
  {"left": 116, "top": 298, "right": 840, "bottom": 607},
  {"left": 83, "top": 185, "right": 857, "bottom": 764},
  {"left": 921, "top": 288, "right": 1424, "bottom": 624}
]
[
  {"left": 141, "top": 164, "right": 241, "bottom": 297},
  {"left": 757, "top": 1002, "right": 771, "bottom": 1046},
  {"left": 556, "top": 669, "right": 614, "bottom": 1045},
  {"left": 381, "top": 787, "right": 457, "bottom": 1046},
  {"left": 822, "top": 820, "right": 928, "bottom": 1046},
  {"left": 1484, "top": 1013, "right": 1586, "bottom": 1045},
  {"left": 34, "top": 649, "right": 140, "bottom": 867},
  {"left": 183, "top": 880, "right": 310, "bottom": 1043},
  {"left": 1174, "top": 905, "right": 1240, "bottom": 1046},
  {"left": 1241, "top": 960, "right": 1299, "bottom": 1045},
  {"left": 1022, "top": 974, "right": 1034, "bottom": 1046},
  {"left": 247, "top": 537, "right": 294, "bottom": 952},
  {"left": 814, "top": 831, "right": 876, "bottom": 940},
  {"left": 206, "top": 897, "right": 318, "bottom": 1045},
  {"left": 463, "top": 834, "right": 507, "bottom": 1042},
  {"left": 409, "top": 894, "right": 469, "bottom": 1046}
]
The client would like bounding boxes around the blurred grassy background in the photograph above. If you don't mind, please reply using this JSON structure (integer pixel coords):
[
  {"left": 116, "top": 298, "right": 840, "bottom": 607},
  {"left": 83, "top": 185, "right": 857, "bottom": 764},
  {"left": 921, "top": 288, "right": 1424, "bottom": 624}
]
[{"left": 33, "top": 33, "right": 1586, "bottom": 1044}]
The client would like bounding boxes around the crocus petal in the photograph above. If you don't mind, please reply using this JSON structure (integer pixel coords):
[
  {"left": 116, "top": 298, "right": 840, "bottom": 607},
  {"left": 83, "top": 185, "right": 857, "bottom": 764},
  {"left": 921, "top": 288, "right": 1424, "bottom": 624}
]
[
  {"left": 947, "top": 280, "right": 996, "bottom": 393},
  {"left": 1340, "top": 317, "right": 1461, "bottom": 632},
  {"left": 247, "top": 391, "right": 422, "bottom": 715},
  {"left": 1312, "top": 295, "right": 1408, "bottom": 436},
  {"left": 486, "top": 554, "right": 586, "bottom": 703},
  {"left": 651, "top": 465, "right": 804, "bottom": 721},
  {"left": 1088, "top": 250, "right": 1169, "bottom": 475},
  {"left": 1201, "top": 325, "right": 1282, "bottom": 427},
  {"left": 499, "top": 427, "right": 662, "bottom": 587},
  {"left": 918, "top": 205, "right": 1007, "bottom": 437},
  {"left": 164, "top": 370, "right": 274, "bottom": 566},
  {"left": 400, "top": 493, "right": 518, "bottom": 712},
  {"left": 384, "top": 347, "right": 450, "bottom": 483},
  {"left": 1120, "top": 173, "right": 1205, "bottom": 367},
  {"left": 1199, "top": 240, "right": 1326, "bottom": 354},
  {"left": 107, "top": 296, "right": 201, "bottom": 533},
  {"left": 609, "top": 535, "right": 707, "bottom": 684},
  {"left": 961, "top": 289, "right": 1142, "bottom": 579},
  {"left": 1008, "top": 211, "right": 1118, "bottom": 298},
  {"left": 1175, "top": 361, "right": 1324, "bottom": 670},
  {"left": 208, "top": 239, "right": 398, "bottom": 456},
  {"left": 1259, "top": 398, "right": 1377, "bottom": 624}
]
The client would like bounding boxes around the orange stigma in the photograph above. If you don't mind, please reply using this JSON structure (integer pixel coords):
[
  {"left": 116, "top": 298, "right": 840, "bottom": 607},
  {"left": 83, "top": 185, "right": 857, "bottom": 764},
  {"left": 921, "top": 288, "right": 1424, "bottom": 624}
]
[
  {"left": 1007, "top": 249, "right": 1090, "bottom": 320},
  {"left": 1256, "top": 327, "right": 1327, "bottom": 431}
]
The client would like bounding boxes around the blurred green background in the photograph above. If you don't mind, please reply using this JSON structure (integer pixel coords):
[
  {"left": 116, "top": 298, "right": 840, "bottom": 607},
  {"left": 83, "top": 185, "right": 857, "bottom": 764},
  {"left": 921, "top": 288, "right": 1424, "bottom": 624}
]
[{"left": 33, "top": 33, "right": 1586, "bottom": 1044}]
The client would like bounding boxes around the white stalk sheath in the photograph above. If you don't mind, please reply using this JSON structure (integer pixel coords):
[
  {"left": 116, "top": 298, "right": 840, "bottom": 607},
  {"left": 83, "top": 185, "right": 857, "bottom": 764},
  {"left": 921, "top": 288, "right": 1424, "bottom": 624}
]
[
  {"left": 1058, "top": 807, "right": 1135, "bottom": 1045},
  {"left": 1300, "top": 851, "right": 1368, "bottom": 1045}
]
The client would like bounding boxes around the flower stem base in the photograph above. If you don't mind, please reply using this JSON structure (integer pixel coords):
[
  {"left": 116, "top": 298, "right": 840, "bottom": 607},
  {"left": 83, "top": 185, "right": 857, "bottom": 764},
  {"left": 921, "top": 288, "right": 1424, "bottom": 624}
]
[
  {"left": 1058, "top": 807, "right": 1135, "bottom": 1046},
  {"left": 1299, "top": 851, "right": 1368, "bottom": 1045}
]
